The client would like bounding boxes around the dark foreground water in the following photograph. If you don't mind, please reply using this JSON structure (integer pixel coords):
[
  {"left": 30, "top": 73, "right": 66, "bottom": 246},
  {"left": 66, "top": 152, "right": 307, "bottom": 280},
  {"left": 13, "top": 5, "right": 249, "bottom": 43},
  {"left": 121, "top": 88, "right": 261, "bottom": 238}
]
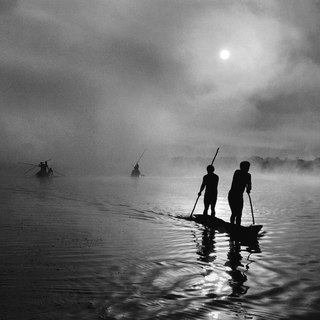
[{"left": 0, "top": 172, "right": 320, "bottom": 319}]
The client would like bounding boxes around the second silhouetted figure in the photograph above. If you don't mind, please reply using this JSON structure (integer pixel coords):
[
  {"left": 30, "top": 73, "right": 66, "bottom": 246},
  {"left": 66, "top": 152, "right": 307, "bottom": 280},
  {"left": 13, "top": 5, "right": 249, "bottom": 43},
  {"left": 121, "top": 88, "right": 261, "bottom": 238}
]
[{"left": 228, "top": 161, "right": 252, "bottom": 226}]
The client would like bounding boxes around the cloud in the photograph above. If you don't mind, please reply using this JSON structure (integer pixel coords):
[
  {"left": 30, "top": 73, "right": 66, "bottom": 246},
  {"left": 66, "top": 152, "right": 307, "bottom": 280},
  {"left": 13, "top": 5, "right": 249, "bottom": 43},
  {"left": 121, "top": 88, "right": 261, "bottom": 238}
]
[
  {"left": 1, "top": 0, "right": 320, "bottom": 174},
  {"left": 0, "top": 0, "right": 18, "bottom": 13}
]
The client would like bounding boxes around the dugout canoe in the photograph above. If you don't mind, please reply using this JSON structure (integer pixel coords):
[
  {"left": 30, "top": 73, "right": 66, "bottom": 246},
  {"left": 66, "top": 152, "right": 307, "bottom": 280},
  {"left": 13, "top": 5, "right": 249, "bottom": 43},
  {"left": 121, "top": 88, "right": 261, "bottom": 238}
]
[
  {"left": 192, "top": 214, "right": 263, "bottom": 239},
  {"left": 35, "top": 171, "right": 53, "bottom": 178}
]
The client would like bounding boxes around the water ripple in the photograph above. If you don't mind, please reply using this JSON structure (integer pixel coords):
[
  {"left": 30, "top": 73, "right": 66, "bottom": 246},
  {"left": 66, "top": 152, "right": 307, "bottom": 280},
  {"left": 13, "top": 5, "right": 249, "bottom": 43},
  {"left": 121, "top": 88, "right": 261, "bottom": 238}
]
[{"left": 1, "top": 175, "right": 320, "bottom": 319}]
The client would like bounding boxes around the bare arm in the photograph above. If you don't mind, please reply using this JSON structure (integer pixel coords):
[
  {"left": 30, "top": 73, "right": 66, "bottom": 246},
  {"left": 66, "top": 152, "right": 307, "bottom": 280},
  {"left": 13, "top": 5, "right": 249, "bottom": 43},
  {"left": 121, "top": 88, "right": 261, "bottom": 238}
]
[{"left": 198, "top": 177, "right": 206, "bottom": 196}]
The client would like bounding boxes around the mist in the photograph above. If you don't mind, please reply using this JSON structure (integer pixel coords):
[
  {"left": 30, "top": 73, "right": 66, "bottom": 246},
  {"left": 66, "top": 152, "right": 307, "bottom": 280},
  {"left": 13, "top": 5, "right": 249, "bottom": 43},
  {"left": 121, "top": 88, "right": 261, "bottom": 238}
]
[{"left": 1, "top": 0, "right": 320, "bottom": 175}]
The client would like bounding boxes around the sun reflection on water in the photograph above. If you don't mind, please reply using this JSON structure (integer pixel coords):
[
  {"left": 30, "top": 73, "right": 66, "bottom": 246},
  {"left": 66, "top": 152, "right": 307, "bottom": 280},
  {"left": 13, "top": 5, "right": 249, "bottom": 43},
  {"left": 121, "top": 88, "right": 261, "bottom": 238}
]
[{"left": 209, "top": 310, "right": 221, "bottom": 319}]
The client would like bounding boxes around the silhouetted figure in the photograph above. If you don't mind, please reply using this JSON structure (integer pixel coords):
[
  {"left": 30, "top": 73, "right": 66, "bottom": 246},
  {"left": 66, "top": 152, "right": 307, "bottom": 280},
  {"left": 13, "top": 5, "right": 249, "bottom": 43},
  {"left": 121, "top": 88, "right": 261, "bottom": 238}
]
[
  {"left": 48, "top": 168, "right": 53, "bottom": 176},
  {"left": 39, "top": 162, "right": 46, "bottom": 172},
  {"left": 36, "top": 162, "right": 47, "bottom": 177},
  {"left": 228, "top": 161, "right": 251, "bottom": 226},
  {"left": 198, "top": 165, "right": 219, "bottom": 217},
  {"left": 131, "top": 163, "right": 141, "bottom": 177}
]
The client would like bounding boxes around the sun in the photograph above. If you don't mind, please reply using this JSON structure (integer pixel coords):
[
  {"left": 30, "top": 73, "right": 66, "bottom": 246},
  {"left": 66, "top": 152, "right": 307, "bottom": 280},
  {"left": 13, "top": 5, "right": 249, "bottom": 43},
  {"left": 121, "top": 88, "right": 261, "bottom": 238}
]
[{"left": 219, "top": 49, "right": 230, "bottom": 60}]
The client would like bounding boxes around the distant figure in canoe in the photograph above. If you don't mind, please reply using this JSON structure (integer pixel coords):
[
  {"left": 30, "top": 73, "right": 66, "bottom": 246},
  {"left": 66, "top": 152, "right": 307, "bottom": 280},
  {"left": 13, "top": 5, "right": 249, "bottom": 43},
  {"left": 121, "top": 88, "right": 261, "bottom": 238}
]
[
  {"left": 37, "top": 162, "right": 47, "bottom": 176},
  {"left": 228, "top": 161, "right": 251, "bottom": 226},
  {"left": 131, "top": 163, "right": 141, "bottom": 177},
  {"left": 198, "top": 165, "right": 219, "bottom": 217}
]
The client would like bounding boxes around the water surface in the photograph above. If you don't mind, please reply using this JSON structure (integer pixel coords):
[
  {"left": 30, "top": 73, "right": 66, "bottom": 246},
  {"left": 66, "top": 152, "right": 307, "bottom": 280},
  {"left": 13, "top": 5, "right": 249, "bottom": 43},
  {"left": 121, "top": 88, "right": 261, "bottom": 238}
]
[{"left": 0, "top": 173, "right": 319, "bottom": 319}]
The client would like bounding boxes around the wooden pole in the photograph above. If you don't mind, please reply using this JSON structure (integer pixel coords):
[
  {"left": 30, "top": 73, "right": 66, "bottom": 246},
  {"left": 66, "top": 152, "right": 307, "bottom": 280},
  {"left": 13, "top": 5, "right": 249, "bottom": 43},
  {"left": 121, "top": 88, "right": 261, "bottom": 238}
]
[
  {"left": 24, "top": 165, "right": 38, "bottom": 174},
  {"left": 247, "top": 193, "right": 255, "bottom": 225},
  {"left": 211, "top": 147, "right": 220, "bottom": 165},
  {"left": 135, "top": 149, "right": 147, "bottom": 165},
  {"left": 190, "top": 195, "right": 200, "bottom": 217}
]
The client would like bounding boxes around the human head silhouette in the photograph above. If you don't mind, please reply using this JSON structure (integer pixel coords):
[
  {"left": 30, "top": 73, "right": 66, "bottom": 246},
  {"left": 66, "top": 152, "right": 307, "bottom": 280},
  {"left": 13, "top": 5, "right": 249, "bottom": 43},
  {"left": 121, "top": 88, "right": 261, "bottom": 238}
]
[
  {"left": 240, "top": 161, "right": 250, "bottom": 172},
  {"left": 207, "top": 165, "right": 215, "bottom": 173}
]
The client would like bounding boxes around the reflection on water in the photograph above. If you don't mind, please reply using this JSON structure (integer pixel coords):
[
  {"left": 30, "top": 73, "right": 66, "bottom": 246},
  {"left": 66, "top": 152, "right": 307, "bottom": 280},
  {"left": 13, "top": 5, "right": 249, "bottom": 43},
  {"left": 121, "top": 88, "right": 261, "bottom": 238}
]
[
  {"left": 196, "top": 227, "right": 216, "bottom": 263},
  {"left": 226, "top": 240, "right": 261, "bottom": 298},
  {"left": 194, "top": 224, "right": 262, "bottom": 299},
  {"left": 226, "top": 240, "right": 249, "bottom": 297},
  {"left": 0, "top": 175, "right": 320, "bottom": 319}
]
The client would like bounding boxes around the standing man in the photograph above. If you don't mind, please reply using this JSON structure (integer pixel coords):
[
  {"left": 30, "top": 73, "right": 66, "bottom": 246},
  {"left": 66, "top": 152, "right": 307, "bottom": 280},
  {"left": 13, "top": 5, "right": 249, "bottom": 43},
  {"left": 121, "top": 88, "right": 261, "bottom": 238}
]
[
  {"left": 131, "top": 163, "right": 141, "bottom": 177},
  {"left": 198, "top": 165, "right": 219, "bottom": 217},
  {"left": 38, "top": 162, "right": 47, "bottom": 174},
  {"left": 228, "top": 161, "right": 251, "bottom": 226}
]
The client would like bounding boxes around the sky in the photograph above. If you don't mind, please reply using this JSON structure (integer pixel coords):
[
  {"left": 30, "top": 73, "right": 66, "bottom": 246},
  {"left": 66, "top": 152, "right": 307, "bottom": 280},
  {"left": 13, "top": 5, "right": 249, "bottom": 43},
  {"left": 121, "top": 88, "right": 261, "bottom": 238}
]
[{"left": 1, "top": 0, "right": 320, "bottom": 174}]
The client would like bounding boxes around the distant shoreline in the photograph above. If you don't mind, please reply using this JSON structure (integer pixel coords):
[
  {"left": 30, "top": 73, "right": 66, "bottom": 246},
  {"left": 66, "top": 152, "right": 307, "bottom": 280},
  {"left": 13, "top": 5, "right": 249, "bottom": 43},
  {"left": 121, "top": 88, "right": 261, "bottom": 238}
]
[{"left": 171, "top": 155, "right": 320, "bottom": 173}]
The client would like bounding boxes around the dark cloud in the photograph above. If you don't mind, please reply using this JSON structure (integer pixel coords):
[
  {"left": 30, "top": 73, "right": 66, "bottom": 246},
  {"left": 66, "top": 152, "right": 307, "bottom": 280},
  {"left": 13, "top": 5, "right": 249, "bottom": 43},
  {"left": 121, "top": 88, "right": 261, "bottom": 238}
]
[
  {"left": 101, "top": 38, "right": 168, "bottom": 81},
  {"left": 255, "top": 91, "right": 320, "bottom": 115},
  {"left": 0, "top": 0, "right": 18, "bottom": 13},
  {"left": 0, "top": 62, "right": 98, "bottom": 114}
]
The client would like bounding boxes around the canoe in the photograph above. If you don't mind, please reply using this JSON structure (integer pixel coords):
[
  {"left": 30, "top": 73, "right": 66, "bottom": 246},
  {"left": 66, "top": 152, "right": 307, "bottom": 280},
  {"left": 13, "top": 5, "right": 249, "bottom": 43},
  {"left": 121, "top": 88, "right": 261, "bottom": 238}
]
[
  {"left": 35, "top": 171, "right": 53, "bottom": 178},
  {"left": 131, "top": 169, "right": 141, "bottom": 177},
  {"left": 192, "top": 214, "right": 263, "bottom": 239}
]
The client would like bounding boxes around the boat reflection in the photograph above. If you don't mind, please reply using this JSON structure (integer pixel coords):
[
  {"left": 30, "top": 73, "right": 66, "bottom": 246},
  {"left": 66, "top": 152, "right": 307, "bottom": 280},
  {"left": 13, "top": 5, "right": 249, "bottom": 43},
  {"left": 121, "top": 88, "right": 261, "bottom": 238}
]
[
  {"left": 192, "top": 224, "right": 261, "bottom": 299},
  {"left": 196, "top": 226, "right": 216, "bottom": 263},
  {"left": 226, "top": 239, "right": 261, "bottom": 297}
]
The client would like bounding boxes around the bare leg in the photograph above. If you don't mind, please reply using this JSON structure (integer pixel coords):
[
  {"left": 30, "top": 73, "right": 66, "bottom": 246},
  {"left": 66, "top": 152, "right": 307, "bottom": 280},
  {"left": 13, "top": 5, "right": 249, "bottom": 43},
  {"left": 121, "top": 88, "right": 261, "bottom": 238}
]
[
  {"left": 203, "top": 202, "right": 209, "bottom": 216},
  {"left": 236, "top": 212, "right": 242, "bottom": 226},
  {"left": 229, "top": 194, "right": 243, "bottom": 225},
  {"left": 236, "top": 198, "right": 243, "bottom": 226},
  {"left": 230, "top": 208, "right": 237, "bottom": 224},
  {"left": 210, "top": 198, "right": 217, "bottom": 218},
  {"left": 229, "top": 194, "right": 236, "bottom": 224}
]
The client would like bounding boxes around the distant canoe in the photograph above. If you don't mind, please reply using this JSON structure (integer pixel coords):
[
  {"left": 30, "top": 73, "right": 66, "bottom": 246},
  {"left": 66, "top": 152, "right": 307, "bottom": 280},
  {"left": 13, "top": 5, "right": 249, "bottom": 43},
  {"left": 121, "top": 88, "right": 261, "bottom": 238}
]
[
  {"left": 35, "top": 171, "right": 53, "bottom": 178},
  {"left": 192, "top": 214, "right": 263, "bottom": 239},
  {"left": 131, "top": 169, "right": 141, "bottom": 177}
]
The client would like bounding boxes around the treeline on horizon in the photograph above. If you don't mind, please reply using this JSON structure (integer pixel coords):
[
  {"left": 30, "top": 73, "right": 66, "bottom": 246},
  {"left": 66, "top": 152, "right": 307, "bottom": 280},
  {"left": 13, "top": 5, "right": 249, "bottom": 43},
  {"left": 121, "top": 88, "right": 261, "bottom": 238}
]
[
  {"left": 248, "top": 156, "right": 320, "bottom": 172},
  {"left": 171, "top": 155, "right": 320, "bottom": 172}
]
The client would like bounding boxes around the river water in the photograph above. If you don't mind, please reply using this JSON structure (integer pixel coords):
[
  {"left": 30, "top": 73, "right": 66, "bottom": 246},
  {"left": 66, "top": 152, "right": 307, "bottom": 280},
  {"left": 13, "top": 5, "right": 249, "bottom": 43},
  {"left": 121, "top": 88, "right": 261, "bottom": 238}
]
[{"left": 0, "top": 172, "right": 319, "bottom": 319}]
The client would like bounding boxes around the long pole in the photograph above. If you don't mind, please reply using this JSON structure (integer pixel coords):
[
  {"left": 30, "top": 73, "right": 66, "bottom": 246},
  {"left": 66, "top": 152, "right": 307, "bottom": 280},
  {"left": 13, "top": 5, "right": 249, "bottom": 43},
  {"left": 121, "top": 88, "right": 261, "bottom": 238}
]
[
  {"left": 190, "top": 195, "right": 200, "bottom": 217},
  {"left": 190, "top": 147, "right": 220, "bottom": 218},
  {"left": 54, "top": 170, "right": 65, "bottom": 177},
  {"left": 24, "top": 165, "right": 38, "bottom": 174},
  {"left": 19, "top": 162, "right": 38, "bottom": 166},
  {"left": 134, "top": 149, "right": 147, "bottom": 165},
  {"left": 247, "top": 193, "right": 255, "bottom": 225},
  {"left": 211, "top": 147, "right": 219, "bottom": 165}
]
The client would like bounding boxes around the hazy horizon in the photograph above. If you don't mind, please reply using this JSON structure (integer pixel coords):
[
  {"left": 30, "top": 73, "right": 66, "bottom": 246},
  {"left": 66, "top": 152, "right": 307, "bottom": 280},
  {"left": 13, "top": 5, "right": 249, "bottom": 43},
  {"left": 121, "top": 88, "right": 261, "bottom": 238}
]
[{"left": 4, "top": 152, "right": 320, "bottom": 178}]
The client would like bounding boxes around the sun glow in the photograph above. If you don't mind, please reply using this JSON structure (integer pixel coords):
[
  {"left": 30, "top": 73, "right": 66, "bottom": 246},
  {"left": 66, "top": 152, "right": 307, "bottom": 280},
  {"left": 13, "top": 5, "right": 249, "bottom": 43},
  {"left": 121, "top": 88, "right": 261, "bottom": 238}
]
[{"left": 220, "top": 49, "right": 230, "bottom": 60}]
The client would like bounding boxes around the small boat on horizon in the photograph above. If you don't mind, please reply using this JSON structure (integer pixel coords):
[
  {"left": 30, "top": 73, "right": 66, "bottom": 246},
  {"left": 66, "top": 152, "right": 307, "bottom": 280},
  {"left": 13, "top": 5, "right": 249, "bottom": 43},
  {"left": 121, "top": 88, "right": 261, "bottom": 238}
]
[
  {"left": 131, "top": 163, "right": 141, "bottom": 177},
  {"left": 35, "top": 169, "right": 53, "bottom": 179},
  {"left": 130, "top": 149, "right": 147, "bottom": 177}
]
